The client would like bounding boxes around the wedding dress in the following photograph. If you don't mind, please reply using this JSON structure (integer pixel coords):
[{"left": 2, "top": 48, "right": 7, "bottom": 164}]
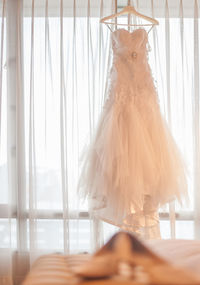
[{"left": 78, "top": 28, "right": 188, "bottom": 238}]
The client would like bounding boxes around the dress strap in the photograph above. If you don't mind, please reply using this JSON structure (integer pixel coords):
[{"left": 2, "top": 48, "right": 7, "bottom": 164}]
[
  {"left": 147, "top": 24, "right": 155, "bottom": 34},
  {"left": 105, "top": 23, "right": 113, "bottom": 32}
]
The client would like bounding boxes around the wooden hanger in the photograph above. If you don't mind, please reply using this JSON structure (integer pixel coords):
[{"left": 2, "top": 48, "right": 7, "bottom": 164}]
[{"left": 100, "top": 5, "right": 159, "bottom": 32}]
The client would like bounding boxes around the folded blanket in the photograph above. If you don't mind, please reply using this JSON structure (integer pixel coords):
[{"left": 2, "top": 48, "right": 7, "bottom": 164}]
[{"left": 23, "top": 232, "right": 200, "bottom": 285}]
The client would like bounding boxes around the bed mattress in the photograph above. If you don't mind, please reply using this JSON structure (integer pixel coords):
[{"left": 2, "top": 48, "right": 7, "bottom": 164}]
[{"left": 23, "top": 239, "right": 200, "bottom": 285}]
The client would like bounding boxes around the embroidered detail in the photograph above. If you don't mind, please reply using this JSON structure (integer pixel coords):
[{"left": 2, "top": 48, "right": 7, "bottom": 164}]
[{"left": 131, "top": 51, "right": 137, "bottom": 59}]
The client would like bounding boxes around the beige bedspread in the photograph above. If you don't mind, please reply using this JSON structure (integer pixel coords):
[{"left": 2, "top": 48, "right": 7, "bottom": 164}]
[
  {"left": 22, "top": 239, "right": 200, "bottom": 285},
  {"left": 148, "top": 239, "right": 200, "bottom": 277}
]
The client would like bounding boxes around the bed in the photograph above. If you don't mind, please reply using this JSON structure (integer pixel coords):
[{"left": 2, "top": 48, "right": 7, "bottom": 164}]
[{"left": 22, "top": 237, "right": 200, "bottom": 285}]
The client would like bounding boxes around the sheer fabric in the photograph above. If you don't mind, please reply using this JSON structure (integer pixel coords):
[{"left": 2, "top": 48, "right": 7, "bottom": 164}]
[
  {"left": 0, "top": 0, "right": 199, "bottom": 284},
  {"left": 78, "top": 27, "right": 188, "bottom": 239}
]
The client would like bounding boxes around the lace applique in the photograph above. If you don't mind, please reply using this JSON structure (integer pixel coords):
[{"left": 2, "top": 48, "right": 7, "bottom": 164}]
[
  {"left": 78, "top": 28, "right": 188, "bottom": 239},
  {"left": 106, "top": 29, "right": 159, "bottom": 107}
]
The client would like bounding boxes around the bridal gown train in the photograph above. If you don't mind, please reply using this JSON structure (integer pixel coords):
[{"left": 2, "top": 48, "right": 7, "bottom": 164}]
[{"left": 78, "top": 28, "right": 188, "bottom": 238}]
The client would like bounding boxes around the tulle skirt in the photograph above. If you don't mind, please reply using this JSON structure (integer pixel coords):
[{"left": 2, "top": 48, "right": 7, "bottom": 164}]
[{"left": 78, "top": 92, "right": 188, "bottom": 235}]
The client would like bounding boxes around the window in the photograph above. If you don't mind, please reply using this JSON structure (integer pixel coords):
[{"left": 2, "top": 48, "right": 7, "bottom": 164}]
[{"left": 0, "top": 1, "right": 199, "bottom": 256}]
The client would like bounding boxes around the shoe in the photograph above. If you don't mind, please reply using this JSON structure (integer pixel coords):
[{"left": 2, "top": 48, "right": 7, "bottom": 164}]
[{"left": 74, "top": 231, "right": 200, "bottom": 284}]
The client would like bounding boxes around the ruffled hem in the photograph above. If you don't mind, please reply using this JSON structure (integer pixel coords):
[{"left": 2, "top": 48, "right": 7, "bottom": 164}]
[{"left": 78, "top": 97, "right": 188, "bottom": 236}]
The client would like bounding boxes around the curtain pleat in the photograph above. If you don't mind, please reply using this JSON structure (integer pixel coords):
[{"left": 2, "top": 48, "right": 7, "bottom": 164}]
[
  {"left": 164, "top": 0, "right": 176, "bottom": 239},
  {"left": 165, "top": 0, "right": 171, "bottom": 125},
  {"left": 16, "top": 0, "right": 26, "bottom": 251},
  {"left": 179, "top": 0, "right": 184, "bottom": 118},
  {"left": 87, "top": 0, "right": 93, "bottom": 137},
  {"left": 193, "top": 0, "right": 200, "bottom": 239},
  {"left": 29, "top": 0, "right": 37, "bottom": 259},
  {"left": 0, "top": 0, "right": 4, "bottom": 138},
  {"left": 59, "top": 0, "right": 69, "bottom": 254}
]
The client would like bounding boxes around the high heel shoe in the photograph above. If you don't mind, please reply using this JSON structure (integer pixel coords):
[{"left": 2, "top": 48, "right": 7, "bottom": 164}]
[{"left": 73, "top": 231, "right": 200, "bottom": 284}]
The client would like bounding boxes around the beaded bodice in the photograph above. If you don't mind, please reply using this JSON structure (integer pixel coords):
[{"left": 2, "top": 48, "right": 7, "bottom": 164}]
[
  {"left": 112, "top": 28, "right": 148, "bottom": 62},
  {"left": 105, "top": 28, "right": 157, "bottom": 107}
]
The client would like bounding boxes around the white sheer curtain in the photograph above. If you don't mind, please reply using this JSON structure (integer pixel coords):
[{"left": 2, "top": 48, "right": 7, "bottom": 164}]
[{"left": 0, "top": 0, "right": 200, "bottom": 284}]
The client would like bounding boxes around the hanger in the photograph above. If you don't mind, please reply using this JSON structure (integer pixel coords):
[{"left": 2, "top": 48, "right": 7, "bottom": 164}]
[{"left": 100, "top": 5, "right": 159, "bottom": 33}]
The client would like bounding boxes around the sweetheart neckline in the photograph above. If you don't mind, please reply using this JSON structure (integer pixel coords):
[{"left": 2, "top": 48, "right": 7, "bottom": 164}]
[{"left": 112, "top": 28, "right": 148, "bottom": 36}]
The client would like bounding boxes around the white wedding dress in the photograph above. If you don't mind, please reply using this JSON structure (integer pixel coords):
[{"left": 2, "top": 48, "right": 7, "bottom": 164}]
[{"left": 78, "top": 28, "right": 188, "bottom": 239}]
